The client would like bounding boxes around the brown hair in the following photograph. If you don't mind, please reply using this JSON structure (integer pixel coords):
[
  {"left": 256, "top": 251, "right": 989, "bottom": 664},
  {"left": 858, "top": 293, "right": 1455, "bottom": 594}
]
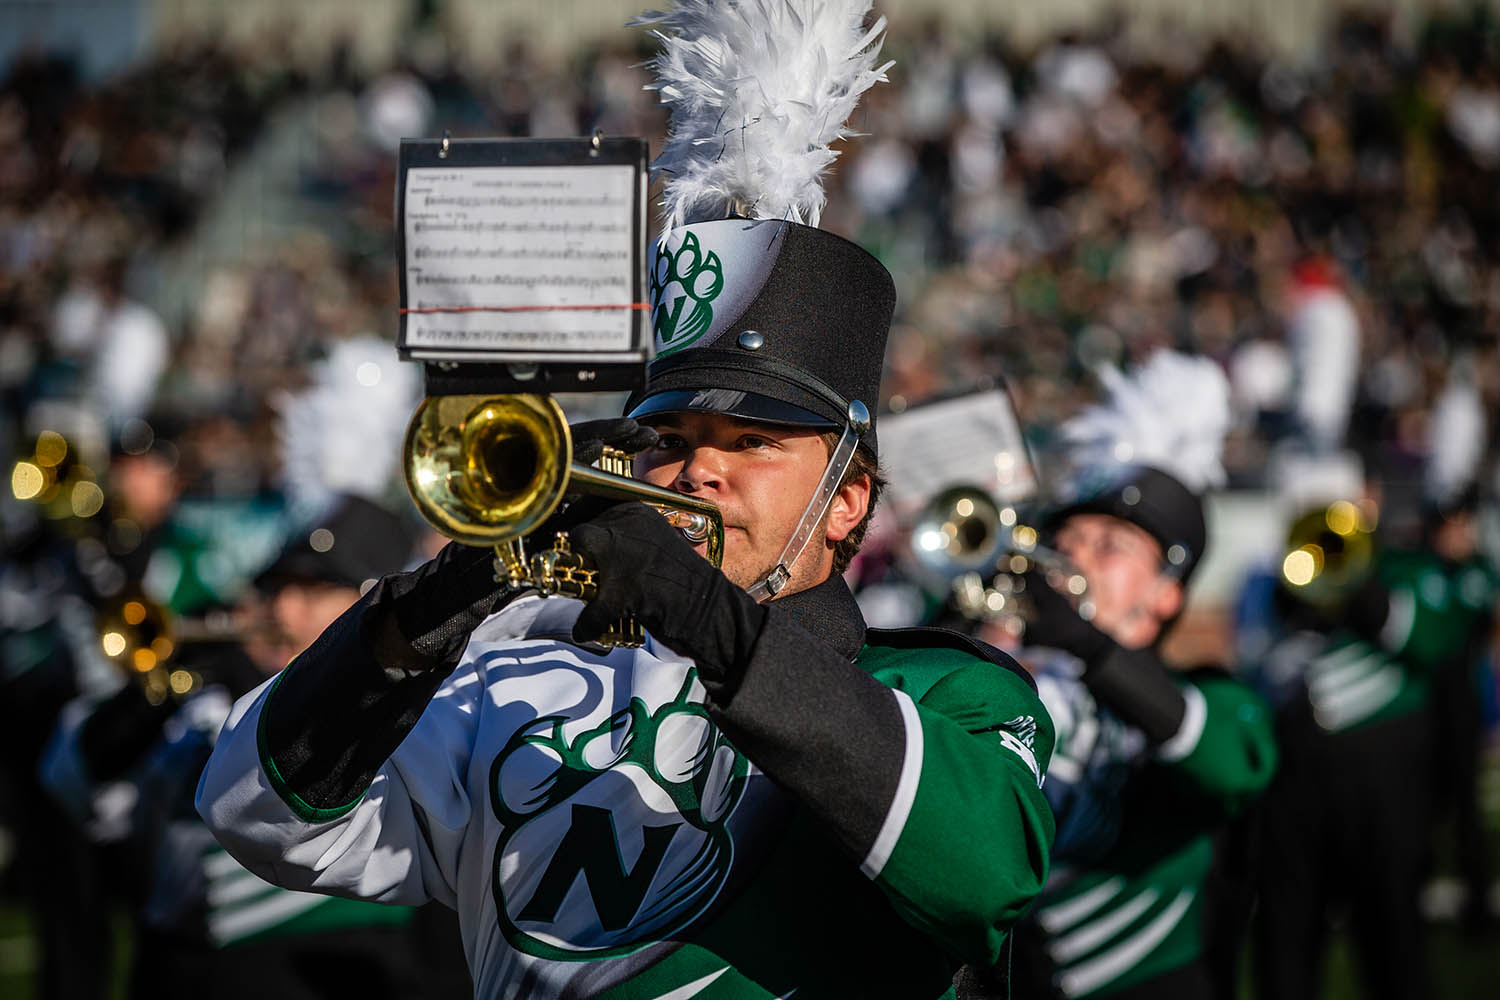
[{"left": 820, "top": 433, "right": 886, "bottom": 574}]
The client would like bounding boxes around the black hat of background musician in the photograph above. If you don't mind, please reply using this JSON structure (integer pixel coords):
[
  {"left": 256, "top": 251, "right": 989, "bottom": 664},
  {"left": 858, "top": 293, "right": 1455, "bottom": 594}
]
[
  {"left": 624, "top": 219, "right": 895, "bottom": 456},
  {"left": 1043, "top": 465, "right": 1207, "bottom": 585},
  {"left": 254, "top": 495, "right": 415, "bottom": 595}
]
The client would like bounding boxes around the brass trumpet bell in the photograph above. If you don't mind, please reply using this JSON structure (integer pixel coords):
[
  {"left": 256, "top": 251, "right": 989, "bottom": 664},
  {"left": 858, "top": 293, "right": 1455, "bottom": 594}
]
[
  {"left": 910, "top": 485, "right": 1011, "bottom": 577},
  {"left": 1279, "top": 499, "right": 1376, "bottom": 607},
  {"left": 403, "top": 393, "right": 724, "bottom": 645},
  {"left": 405, "top": 394, "right": 573, "bottom": 547},
  {"left": 909, "top": 484, "right": 1092, "bottom": 631},
  {"left": 98, "top": 591, "right": 208, "bottom": 704}
]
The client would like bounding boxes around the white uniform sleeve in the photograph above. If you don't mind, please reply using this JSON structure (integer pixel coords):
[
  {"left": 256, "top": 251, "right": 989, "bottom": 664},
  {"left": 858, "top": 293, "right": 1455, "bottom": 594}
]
[{"left": 195, "top": 655, "right": 482, "bottom": 909}]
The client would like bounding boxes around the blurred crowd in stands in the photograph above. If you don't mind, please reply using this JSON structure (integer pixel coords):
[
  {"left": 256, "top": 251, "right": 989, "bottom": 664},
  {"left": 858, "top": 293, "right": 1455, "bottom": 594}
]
[{"left": 4, "top": 6, "right": 1500, "bottom": 538}]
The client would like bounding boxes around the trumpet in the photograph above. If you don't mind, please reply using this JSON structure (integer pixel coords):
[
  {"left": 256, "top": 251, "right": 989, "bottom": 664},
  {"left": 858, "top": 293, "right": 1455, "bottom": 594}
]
[
  {"left": 1278, "top": 499, "right": 1377, "bottom": 608},
  {"left": 910, "top": 485, "right": 1092, "bottom": 633},
  {"left": 403, "top": 394, "right": 725, "bottom": 647},
  {"left": 10, "top": 429, "right": 106, "bottom": 526},
  {"left": 97, "top": 592, "right": 249, "bottom": 704}
]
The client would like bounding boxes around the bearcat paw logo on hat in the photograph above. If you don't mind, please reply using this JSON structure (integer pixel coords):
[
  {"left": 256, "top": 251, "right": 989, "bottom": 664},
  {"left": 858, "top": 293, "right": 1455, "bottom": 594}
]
[
  {"left": 489, "top": 668, "right": 749, "bottom": 960},
  {"left": 650, "top": 230, "right": 724, "bottom": 357}
]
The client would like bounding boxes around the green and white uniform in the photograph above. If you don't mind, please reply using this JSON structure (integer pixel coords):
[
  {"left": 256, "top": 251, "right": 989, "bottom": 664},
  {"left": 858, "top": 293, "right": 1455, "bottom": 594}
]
[
  {"left": 1269, "top": 550, "right": 1497, "bottom": 733},
  {"left": 1026, "top": 656, "right": 1277, "bottom": 998},
  {"left": 197, "top": 575, "right": 1055, "bottom": 998},
  {"left": 1250, "top": 548, "right": 1496, "bottom": 999},
  {"left": 39, "top": 656, "right": 421, "bottom": 964}
]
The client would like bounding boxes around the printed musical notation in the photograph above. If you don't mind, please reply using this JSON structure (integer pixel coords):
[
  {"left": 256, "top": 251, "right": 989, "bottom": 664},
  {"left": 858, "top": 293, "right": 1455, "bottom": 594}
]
[
  {"left": 401, "top": 164, "right": 639, "bottom": 354},
  {"left": 879, "top": 390, "right": 1039, "bottom": 515}
]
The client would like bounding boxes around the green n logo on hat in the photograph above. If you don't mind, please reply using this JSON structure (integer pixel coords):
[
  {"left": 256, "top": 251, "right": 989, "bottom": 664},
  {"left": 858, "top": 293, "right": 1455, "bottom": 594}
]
[{"left": 651, "top": 231, "right": 724, "bottom": 357}]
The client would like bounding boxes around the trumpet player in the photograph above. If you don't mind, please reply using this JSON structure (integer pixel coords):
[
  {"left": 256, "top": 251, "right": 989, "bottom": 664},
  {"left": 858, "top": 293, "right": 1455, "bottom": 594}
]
[
  {"left": 965, "top": 351, "right": 1278, "bottom": 1000},
  {"left": 197, "top": 4, "right": 1057, "bottom": 997},
  {"left": 1247, "top": 400, "right": 1498, "bottom": 1000}
]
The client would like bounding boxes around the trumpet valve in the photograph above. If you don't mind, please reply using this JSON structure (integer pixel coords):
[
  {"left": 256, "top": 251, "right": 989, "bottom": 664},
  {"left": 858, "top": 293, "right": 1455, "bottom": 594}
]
[
  {"left": 529, "top": 533, "right": 599, "bottom": 600},
  {"left": 494, "top": 539, "right": 530, "bottom": 589}
]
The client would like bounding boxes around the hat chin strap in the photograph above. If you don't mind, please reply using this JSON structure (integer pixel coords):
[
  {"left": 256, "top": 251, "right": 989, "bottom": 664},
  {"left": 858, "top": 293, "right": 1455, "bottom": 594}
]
[{"left": 745, "top": 401, "right": 870, "bottom": 603}]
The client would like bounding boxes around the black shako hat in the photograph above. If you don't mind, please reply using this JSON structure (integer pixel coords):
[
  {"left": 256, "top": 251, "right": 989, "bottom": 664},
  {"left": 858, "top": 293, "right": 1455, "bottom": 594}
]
[
  {"left": 625, "top": 218, "right": 895, "bottom": 456},
  {"left": 1044, "top": 465, "right": 1207, "bottom": 584},
  {"left": 255, "top": 494, "right": 414, "bottom": 594}
]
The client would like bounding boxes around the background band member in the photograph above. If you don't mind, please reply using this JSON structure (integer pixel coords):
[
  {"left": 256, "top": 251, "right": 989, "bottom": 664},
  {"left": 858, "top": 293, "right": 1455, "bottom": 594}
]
[
  {"left": 965, "top": 350, "right": 1278, "bottom": 1000},
  {"left": 39, "top": 340, "right": 466, "bottom": 999},
  {"left": 197, "top": 2, "right": 1056, "bottom": 997},
  {"left": 1247, "top": 400, "right": 1498, "bottom": 1000},
  {"left": 42, "top": 496, "right": 445, "bottom": 1000}
]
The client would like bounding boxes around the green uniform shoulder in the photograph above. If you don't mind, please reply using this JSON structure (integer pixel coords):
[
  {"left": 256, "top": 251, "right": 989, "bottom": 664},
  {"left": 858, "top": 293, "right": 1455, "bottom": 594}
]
[{"left": 861, "top": 626, "right": 1037, "bottom": 695}]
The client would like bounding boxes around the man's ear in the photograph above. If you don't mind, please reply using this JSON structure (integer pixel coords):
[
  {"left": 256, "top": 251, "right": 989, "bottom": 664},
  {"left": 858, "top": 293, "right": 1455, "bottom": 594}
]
[
  {"left": 1150, "top": 576, "right": 1185, "bottom": 624},
  {"left": 825, "top": 473, "right": 871, "bottom": 543}
]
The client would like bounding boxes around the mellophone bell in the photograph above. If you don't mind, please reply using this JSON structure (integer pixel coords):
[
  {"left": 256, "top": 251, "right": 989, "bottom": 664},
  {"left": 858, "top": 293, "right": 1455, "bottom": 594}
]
[{"left": 394, "top": 134, "right": 719, "bottom": 646}]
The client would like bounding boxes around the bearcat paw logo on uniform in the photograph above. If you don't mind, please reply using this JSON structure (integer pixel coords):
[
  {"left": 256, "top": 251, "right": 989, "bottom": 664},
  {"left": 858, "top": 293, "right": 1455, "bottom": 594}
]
[
  {"left": 651, "top": 230, "right": 723, "bottom": 356},
  {"left": 490, "top": 670, "right": 749, "bottom": 960}
]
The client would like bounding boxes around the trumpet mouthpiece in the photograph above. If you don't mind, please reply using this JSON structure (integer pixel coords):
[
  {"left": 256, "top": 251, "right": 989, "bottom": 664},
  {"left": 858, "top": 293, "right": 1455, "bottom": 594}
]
[{"left": 662, "top": 509, "right": 713, "bottom": 543}]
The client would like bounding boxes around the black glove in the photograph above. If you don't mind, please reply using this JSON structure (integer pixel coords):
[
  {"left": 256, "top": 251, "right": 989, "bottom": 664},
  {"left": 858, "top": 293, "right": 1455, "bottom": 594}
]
[
  {"left": 567, "top": 503, "right": 767, "bottom": 687},
  {"left": 1019, "top": 570, "right": 1187, "bottom": 743},
  {"left": 568, "top": 417, "right": 658, "bottom": 466},
  {"left": 383, "top": 540, "right": 516, "bottom": 667},
  {"left": 1019, "top": 570, "right": 1112, "bottom": 662}
]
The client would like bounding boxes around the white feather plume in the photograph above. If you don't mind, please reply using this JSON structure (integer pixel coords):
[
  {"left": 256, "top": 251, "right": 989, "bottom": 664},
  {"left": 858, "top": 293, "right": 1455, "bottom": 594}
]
[
  {"left": 1425, "top": 367, "right": 1486, "bottom": 507},
  {"left": 275, "top": 336, "right": 420, "bottom": 525},
  {"left": 1061, "top": 350, "right": 1232, "bottom": 493},
  {"left": 633, "top": 0, "right": 893, "bottom": 230}
]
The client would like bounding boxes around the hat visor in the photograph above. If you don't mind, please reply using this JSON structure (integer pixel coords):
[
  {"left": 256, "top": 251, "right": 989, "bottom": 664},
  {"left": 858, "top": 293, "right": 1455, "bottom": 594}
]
[
  {"left": 628, "top": 389, "right": 838, "bottom": 429},
  {"left": 253, "top": 551, "right": 359, "bottom": 593}
]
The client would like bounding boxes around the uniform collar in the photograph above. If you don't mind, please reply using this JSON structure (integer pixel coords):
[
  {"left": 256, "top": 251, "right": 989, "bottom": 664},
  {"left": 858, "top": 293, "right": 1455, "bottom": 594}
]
[{"left": 771, "top": 573, "right": 867, "bottom": 661}]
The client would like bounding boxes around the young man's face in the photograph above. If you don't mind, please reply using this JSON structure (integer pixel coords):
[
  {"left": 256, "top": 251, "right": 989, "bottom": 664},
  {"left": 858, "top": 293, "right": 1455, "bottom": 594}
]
[
  {"left": 1053, "top": 512, "right": 1182, "bottom": 650},
  {"left": 1432, "top": 510, "right": 1479, "bottom": 563},
  {"left": 634, "top": 410, "right": 869, "bottom": 597},
  {"left": 266, "top": 580, "right": 362, "bottom": 668}
]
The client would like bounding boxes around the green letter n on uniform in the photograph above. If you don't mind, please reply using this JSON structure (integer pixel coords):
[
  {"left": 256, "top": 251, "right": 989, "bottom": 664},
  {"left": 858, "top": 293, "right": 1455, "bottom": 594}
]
[{"left": 517, "top": 804, "right": 680, "bottom": 932}]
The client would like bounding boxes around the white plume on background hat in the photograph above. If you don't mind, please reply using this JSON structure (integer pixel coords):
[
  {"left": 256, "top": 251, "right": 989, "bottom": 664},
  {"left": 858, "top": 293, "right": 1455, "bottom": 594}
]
[
  {"left": 634, "top": 0, "right": 893, "bottom": 231},
  {"left": 1060, "top": 349, "right": 1232, "bottom": 494},
  {"left": 276, "top": 336, "right": 420, "bottom": 526},
  {"left": 1425, "top": 363, "right": 1486, "bottom": 509}
]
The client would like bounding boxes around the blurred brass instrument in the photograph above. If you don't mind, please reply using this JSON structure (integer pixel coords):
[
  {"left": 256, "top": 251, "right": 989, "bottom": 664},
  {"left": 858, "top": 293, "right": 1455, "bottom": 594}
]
[
  {"left": 910, "top": 485, "right": 1092, "bottom": 633},
  {"left": 10, "top": 429, "right": 106, "bottom": 524},
  {"left": 403, "top": 394, "right": 724, "bottom": 647},
  {"left": 97, "top": 593, "right": 247, "bottom": 704},
  {"left": 1278, "top": 499, "right": 1377, "bottom": 608}
]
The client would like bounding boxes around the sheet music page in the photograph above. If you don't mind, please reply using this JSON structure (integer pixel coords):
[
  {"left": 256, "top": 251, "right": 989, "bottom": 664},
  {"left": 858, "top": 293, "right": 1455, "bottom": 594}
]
[
  {"left": 879, "top": 390, "right": 1038, "bottom": 516},
  {"left": 402, "top": 164, "right": 636, "bottom": 354}
]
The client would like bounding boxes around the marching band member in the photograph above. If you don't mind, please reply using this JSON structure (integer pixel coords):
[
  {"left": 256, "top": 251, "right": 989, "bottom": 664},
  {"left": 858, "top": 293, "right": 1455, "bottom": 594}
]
[
  {"left": 41, "top": 344, "right": 462, "bottom": 999},
  {"left": 1250, "top": 371, "right": 1497, "bottom": 1000},
  {"left": 197, "top": 3, "right": 1056, "bottom": 996},
  {"left": 965, "top": 351, "right": 1277, "bottom": 1000}
]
